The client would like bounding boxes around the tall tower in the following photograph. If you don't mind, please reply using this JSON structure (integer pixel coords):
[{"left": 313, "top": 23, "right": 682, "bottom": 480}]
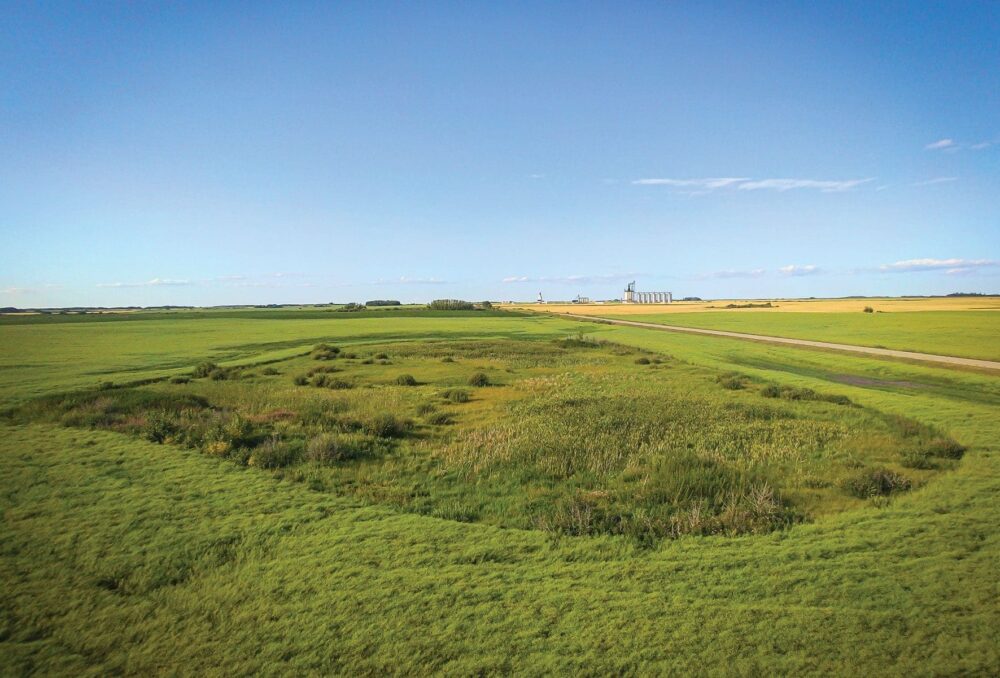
[{"left": 624, "top": 281, "right": 636, "bottom": 303}]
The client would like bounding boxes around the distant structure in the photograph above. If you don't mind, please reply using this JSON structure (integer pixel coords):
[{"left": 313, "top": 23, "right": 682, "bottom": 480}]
[
  {"left": 537, "top": 291, "right": 544, "bottom": 304},
  {"left": 623, "top": 281, "right": 671, "bottom": 304},
  {"left": 573, "top": 294, "right": 590, "bottom": 304}
]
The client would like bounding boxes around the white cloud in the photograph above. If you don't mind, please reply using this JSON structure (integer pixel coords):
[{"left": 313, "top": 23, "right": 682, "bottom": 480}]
[
  {"left": 0, "top": 286, "right": 35, "bottom": 295},
  {"left": 527, "top": 174, "right": 545, "bottom": 179},
  {"left": 925, "top": 138, "right": 956, "bottom": 150},
  {"left": 970, "top": 141, "right": 993, "bottom": 150},
  {"left": 97, "top": 278, "right": 192, "bottom": 288},
  {"left": 737, "top": 178, "right": 873, "bottom": 192},
  {"left": 913, "top": 176, "right": 958, "bottom": 186},
  {"left": 632, "top": 177, "right": 749, "bottom": 190},
  {"left": 778, "top": 264, "right": 820, "bottom": 276},
  {"left": 374, "top": 276, "right": 448, "bottom": 285},
  {"left": 705, "top": 268, "right": 767, "bottom": 279},
  {"left": 879, "top": 258, "right": 998, "bottom": 273},
  {"left": 501, "top": 273, "right": 636, "bottom": 284},
  {"left": 633, "top": 177, "right": 872, "bottom": 193}
]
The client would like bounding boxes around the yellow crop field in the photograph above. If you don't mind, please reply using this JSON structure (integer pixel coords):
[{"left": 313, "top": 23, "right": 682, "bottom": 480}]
[{"left": 506, "top": 296, "right": 1000, "bottom": 315}]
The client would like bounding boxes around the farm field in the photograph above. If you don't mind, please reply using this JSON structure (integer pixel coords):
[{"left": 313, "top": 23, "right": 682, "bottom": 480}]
[
  {"left": 596, "top": 310, "right": 1000, "bottom": 362},
  {"left": 1, "top": 309, "right": 998, "bottom": 674}
]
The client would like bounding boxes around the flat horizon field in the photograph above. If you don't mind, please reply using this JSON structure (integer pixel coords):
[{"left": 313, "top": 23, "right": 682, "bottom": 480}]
[{"left": 1, "top": 308, "right": 997, "bottom": 674}]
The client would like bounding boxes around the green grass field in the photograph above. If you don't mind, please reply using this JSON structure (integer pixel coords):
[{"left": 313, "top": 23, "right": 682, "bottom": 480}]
[
  {"left": 1, "top": 310, "right": 997, "bottom": 674},
  {"left": 603, "top": 310, "right": 1000, "bottom": 361}
]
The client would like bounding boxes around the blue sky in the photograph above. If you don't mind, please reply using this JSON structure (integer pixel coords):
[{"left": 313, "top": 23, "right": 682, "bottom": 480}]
[{"left": 1, "top": 1, "right": 997, "bottom": 306}]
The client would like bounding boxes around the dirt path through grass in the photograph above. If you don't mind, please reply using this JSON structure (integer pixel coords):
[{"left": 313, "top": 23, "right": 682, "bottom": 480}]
[{"left": 563, "top": 314, "right": 1000, "bottom": 372}]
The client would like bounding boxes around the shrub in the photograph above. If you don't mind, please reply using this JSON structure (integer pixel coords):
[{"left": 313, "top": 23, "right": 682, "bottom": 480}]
[
  {"left": 843, "top": 468, "right": 912, "bottom": 498},
  {"left": 902, "top": 450, "right": 936, "bottom": 470},
  {"left": 311, "top": 344, "right": 341, "bottom": 360},
  {"left": 760, "top": 384, "right": 781, "bottom": 398},
  {"left": 362, "top": 413, "right": 412, "bottom": 438},
  {"left": 634, "top": 357, "right": 651, "bottom": 365},
  {"left": 441, "top": 356, "right": 455, "bottom": 363},
  {"left": 314, "top": 375, "right": 352, "bottom": 389},
  {"left": 925, "top": 437, "right": 966, "bottom": 459},
  {"left": 305, "top": 433, "right": 367, "bottom": 463},
  {"left": 208, "top": 368, "right": 229, "bottom": 381},
  {"left": 863, "top": 306, "right": 874, "bottom": 313},
  {"left": 396, "top": 374, "right": 418, "bottom": 386},
  {"left": 427, "top": 299, "right": 476, "bottom": 311},
  {"left": 361, "top": 358, "right": 374, "bottom": 365},
  {"left": 374, "top": 352, "right": 389, "bottom": 360},
  {"left": 415, "top": 402, "right": 437, "bottom": 416},
  {"left": 192, "top": 362, "right": 220, "bottom": 378},
  {"left": 261, "top": 366, "right": 280, "bottom": 376},
  {"left": 443, "top": 389, "right": 470, "bottom": 403},
  {"left": 365, "top": 300, "right": 401, "bottom": 307},
  {"left": 248, "top": 437, "right": 301, "bottom": 469},
  {"left": 717, "top": 376, "right": 744, "bottom": 390},
  {"left": 293, "top": 375, "right": 309, "bottom": 386},
  {"left": 169, "top": 376, "right": 191, "bottom": 384},
  {"left": 143, "top": 411, "right": 178, "bottom": 443},
  {"left": 426, "top": 411, "right": 454, "bottom": 425},
  {"left": 468, "top": 372, "right": 490, "bottom": 387}
]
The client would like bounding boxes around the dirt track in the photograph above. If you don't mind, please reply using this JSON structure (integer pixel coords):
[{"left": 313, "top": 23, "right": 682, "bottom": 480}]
[{"left": 562, "top": 314, "right": 1000, "bottom": 372}]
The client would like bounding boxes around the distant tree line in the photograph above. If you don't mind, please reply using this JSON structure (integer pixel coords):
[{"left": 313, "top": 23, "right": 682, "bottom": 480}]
[{"left": 365, "top": 300, "right": 401, "bottom": 306}]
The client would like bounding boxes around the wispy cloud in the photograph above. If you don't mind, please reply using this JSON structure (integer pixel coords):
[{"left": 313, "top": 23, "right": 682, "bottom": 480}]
[
  {"left": 632, "top": 177, "right": 748, "bottom": 190},
  {"left": 633, "top": 177, "right": 873, "bottom": 193},
  {"left": 527, "top": 173, "right": 545, "bottom": 179},
  {"left": 879, "top": 258, "right": 998, "bottom": 273},
  {"left": 97, "top": 278, "right": 192, "bottom": 288},
  {"left": 0, "top": 286, "right": 35, "bottom": 295},
  {"left": 926, "top": 137, "right": 995, "bottom": 152},
  {"left": 374, "top": 276, "right": 448, "bottom": 285},
  {"left": 501, "top": 273, "right": 636, "bottom": 284},
  {"left": 704, "top": 268, "right": 767, "bottom": 279},
  {"left": 913, "top": 176, "right": 958, "bottom": 186},
  {"left": 779, "top": 264, "right": 821, "bottom": 276},
  {"left": 925, "top": 138, "right": 956, "bottom": 151}
]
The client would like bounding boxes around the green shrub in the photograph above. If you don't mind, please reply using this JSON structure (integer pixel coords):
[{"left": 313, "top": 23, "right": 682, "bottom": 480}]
[
  {"left": 863, "top": 306, "right": 874, "bottom": 313},
  {"left": 843, "top": 468, "right": 912, "bottom": 498},
  {"left": 169, "top": 376, "right": 191, "bottom": 384},
  {"left": 305, "top": 433, "right": 367, "bottom": 463},
  {"left": 760, "top": 384, "right": 781, "bottom": 398},
  {"left": 143, "top": 411, "right": 178, "bottom": 444},
  {"left": 634, "top": 357, "right": 651, "bottom": 365},
  {"left": 396, "top": 374, "right": 418, "bottom": 386},
  {"left": 415, "top": 402, "right": 437, "bottom": 416},
  {"left": 261, "top": 366, "right": 280, "bottom": 376},
  {"left": 426, "top": 411, "right": 454, "bottom": 425},
  {"left": 311, "top": 344, "right": 341, "bottom": 360},
  {"left": 374, "top": 352, "right": 389, "bottom": 360},
  {"left": 209, "top": 368, "right": 229, "bottom": 381},
  {"left": 441, "top": 356, "right": 455, "bottom": 363},
  {"left": 427, "top": 299, "right": 475, "bottom": 311},
  {"left": 314, "top": 374, "right": 352, "bottom": 389},
  {"left": 192, "top": 362, "right": 220, "bottom": 378},
  {"left": 443, "top": 389, "right": 470, "bottom": 403},
  {"left": 925, "top": 437, "right": 966, "bottom": 459},
  {"left": 901, "top": 450, "right": 936, "bottom": 470},
  {"left": 717, "top": 376, "right": 744, "bottom": 390},
  {"left": 468, "top": 372, "right": 490, "bottom": 387},
  {"left": 362, "top": 413, "right": 412, "bottom": 438},
  {"left": 361, "top": 358, "right": 374, "bottom": 365},
  {"left": 293, "top": 375, "right": 309, "bottom": 386},
  {"left": 248, "top": 437, "right": 301, "bottom": 469}
]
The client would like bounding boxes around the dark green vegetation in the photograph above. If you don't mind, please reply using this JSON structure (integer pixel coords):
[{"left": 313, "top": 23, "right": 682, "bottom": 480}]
[{"left": 1, "top": 309, "right": 997, "bottom": 673}]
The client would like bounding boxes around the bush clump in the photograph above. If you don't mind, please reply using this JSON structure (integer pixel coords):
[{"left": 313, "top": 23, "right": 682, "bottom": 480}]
[
  {"left": 261, "top": 366, "right": 280, "bottom": 376},
  {"left": 925, "top": 437, "right": 966, "bottom": 459},
  {"left": 863, "top": 306, "right": 874, "bottom": 313},
  {"left": 468, "top": 372, "right": 490, "bottom": 387},
  {"left": 248, "top": 437, "right": 301, "bottom": 469},
  {"left": 311, "top": 344, "right": 341, "bottom": 360},
  {"left": 362, "top": 413, "right": 412, "bottom": 438},
  {"left": 428, "top": 299, "right": 476, "bottom": 311},
  {"left": 293, "top": 374, "right": 309, "bottom": 386},
  {"left": 169, "top": 376, "right": 191, "bottom": 384},
  {"left": 192, "top": 362, "right": 221, "bottom": 378},
  {"left": 396, "top": 374, "right": 418, "bottom": 386},
  {"left": 843, "top": 468, "right": 912, "bottom": 498},
  {"left": 305, "top": 433, "right": 368, "bottom": 463},
  {"left": 313, "top": 374, "right": 352, "bottom": 389},
  {"left": 426, "top": 411, "right": 454, "bottom": 425},
  {"left": 634, "top": 357, "right": 651, "bottom": 365},
  {"left": 716, "top": 373, "right": 745, "bottom": 390},
  {"left": 442, "top": 389, "right": 470, "bottom": 403}
]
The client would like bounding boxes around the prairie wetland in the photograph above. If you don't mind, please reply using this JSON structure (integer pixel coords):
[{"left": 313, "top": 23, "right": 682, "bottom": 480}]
[{"left": 3, "top": 2, "right": 998, "bottom": 675}]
